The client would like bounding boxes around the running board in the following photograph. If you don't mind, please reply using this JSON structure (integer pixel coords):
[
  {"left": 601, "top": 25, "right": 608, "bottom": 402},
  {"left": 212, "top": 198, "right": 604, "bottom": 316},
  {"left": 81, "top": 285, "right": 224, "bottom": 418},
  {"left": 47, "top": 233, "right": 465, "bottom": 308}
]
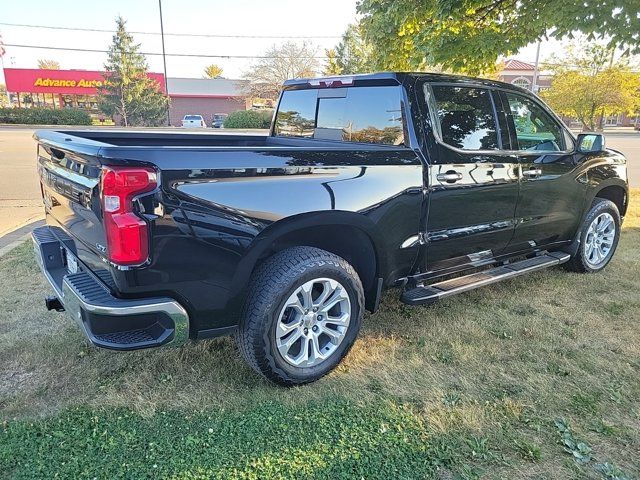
[{"left": 401, "top": 252, "right": 571, "bottom": 306}]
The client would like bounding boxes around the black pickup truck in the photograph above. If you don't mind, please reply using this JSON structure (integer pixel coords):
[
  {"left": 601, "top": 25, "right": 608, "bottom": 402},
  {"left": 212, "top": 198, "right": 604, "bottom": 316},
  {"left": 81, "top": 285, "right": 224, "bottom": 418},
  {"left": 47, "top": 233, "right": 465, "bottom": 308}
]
[{"left": 32, "top": 72, "right": 628, "bottom": 385}]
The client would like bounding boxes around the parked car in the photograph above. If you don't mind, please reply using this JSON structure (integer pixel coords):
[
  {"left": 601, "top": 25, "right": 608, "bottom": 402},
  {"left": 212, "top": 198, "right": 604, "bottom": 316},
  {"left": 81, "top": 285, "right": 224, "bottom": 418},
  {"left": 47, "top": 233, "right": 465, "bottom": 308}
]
[
  {"left": 181, "top": 114, "right": 206, "bottom": 128},
  {"left": 33, "top": 73, "right": 628, "bottom": 386},
  {"left": 211, "top": 113, "right": 228, "bottom": 128}
]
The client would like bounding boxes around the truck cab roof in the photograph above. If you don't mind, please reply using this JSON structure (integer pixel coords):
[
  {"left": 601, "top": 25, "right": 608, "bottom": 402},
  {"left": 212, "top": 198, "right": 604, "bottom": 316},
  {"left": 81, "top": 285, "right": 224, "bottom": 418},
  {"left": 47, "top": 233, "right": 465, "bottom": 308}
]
[{"left": 283, "top": 71, "right": 532, "bottom": 95}]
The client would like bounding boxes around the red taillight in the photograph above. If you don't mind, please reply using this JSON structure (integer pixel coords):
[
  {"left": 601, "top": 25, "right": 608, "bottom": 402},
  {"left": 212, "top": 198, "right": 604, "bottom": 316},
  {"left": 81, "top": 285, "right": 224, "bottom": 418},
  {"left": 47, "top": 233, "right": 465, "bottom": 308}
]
[{"left": 101, "top": 166, "right": 157, "bottom": 266}]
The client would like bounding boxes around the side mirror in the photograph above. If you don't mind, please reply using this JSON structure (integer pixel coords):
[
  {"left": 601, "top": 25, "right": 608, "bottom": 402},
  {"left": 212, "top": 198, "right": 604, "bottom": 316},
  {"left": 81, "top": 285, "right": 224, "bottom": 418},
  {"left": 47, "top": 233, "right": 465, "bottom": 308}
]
[{"left": 576, "top": 133, "right": 606, "bottom": 153}]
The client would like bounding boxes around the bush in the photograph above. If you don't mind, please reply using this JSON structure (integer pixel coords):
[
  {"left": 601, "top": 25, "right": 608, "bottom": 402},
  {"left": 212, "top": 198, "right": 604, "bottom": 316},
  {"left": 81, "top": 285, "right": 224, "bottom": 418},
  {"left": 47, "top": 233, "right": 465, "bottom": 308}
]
[
  {"left": 223, "top": 109, "right": 273, "bottom": 129},
  {"left": 0, "top": 107, "right": 92, "bottom": 125}
]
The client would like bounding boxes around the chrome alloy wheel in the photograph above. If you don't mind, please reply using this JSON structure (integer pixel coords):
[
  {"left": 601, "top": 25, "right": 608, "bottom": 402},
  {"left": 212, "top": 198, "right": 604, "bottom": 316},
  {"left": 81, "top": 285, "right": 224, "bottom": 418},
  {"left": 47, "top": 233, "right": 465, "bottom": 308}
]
[
  {"left": 275, "top": 278, "right": 351, "bottom": 368},
  {"left": 584, "top": 212, "right": 616, "bottom": 268}
]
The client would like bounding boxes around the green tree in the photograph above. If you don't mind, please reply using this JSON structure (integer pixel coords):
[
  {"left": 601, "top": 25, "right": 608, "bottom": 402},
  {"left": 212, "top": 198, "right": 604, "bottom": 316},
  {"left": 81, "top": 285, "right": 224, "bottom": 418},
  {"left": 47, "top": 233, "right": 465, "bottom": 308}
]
[
  {"left": 244, "top": 42, "right": 319, "bottom": 99},
  {"left": 37, "top": 59, "right": 60, "bottom": 70},
  {"left": 203, "top": 64, "right": 224, "bottom": 78},
  {"left": 98, "top": 17, "right": 168, "bottom": 127},
  {"left": 357, "top": 0, "right": 640, "bottom": 75},
  {"left": 324, "top": 24, "right": 373, "bottom": 75},
  {"left": 541, "top": 43, "right": 640, "bottom": 131},
  {"left": 0, "top": 84, "right": 8, "bottom": 107}
]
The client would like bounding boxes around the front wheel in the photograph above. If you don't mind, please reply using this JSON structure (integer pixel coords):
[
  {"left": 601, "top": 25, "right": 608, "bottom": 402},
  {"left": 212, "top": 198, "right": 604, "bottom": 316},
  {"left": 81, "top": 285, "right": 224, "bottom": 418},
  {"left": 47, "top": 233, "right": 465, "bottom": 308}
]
[
  {"left": 565, "top": 198, "right": 621, "bottom": 273},
  {"left": 235, "top": 246, "right": 364, "bottom": 386}
]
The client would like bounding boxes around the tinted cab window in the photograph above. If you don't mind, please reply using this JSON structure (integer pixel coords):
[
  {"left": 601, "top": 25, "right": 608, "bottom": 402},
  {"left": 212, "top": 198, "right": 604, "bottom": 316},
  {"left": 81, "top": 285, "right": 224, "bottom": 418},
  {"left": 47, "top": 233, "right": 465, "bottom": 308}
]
[
  {"left": 504, "top": 93, "right": 566, "bottom": 151},
  {"left": 429, "top": 86, "right": 499, "bottom": 150},
  {"left": 274, "top": 86, "right": 405, "bottom": 145}
]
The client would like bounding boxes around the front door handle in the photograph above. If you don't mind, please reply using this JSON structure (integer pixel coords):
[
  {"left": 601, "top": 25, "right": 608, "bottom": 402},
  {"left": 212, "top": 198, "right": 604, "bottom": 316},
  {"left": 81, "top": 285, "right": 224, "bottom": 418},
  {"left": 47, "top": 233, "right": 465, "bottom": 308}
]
[
  {"left": 522, "top": 168, "right": 542, "bottom": 178},
  {"left": 436, "top": 172, "right": 463, "bottom": 183}
]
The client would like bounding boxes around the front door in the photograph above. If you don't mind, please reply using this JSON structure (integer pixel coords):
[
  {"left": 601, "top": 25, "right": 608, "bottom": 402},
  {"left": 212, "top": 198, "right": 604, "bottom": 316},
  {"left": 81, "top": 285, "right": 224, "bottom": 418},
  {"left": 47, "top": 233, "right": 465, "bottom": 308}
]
[
  {"left": 421, "top": 83, "right": 520, "bottom": 273},
  {"left": 498, "top": 90, "right": 586, "bottom": 252}
]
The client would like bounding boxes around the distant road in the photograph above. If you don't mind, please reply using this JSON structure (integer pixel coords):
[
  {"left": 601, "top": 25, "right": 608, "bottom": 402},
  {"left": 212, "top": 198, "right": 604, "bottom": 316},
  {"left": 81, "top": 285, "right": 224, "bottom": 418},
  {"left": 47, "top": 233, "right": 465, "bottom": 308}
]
[{"left": 0, "top": 126, "right": 638, "bottom": 236}]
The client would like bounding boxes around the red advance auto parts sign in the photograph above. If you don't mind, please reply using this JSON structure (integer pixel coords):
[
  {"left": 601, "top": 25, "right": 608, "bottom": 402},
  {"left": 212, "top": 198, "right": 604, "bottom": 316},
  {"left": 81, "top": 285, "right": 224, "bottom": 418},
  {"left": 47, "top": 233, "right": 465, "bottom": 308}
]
[{"left": 4, "top": 68, "right": 166, "bottom": 95}]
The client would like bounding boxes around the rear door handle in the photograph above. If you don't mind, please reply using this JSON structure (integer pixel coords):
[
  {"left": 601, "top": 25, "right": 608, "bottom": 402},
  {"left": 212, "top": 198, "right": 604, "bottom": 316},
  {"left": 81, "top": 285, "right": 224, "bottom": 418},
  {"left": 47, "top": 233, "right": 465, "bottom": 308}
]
[
  {"left": 522, "top": 168, "right": 542, "bottom": 178},
  {"left": 436, "top": 172, "right": 463, "bottom": 183}
]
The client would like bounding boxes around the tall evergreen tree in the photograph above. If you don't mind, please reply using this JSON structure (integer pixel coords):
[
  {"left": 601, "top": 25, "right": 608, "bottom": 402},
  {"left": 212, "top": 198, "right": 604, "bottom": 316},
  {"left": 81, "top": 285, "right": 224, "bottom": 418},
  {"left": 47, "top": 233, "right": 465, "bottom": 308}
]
[{"left": 98, "top": 17, "right": 168, "bottom": 127}]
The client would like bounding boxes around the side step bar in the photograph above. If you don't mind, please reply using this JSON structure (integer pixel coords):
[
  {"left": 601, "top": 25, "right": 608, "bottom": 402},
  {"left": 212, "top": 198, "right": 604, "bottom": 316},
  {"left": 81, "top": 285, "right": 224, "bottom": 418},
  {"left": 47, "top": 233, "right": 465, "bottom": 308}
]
[{"left": 401, "top": 252, "right": 571, "bottom": 306}]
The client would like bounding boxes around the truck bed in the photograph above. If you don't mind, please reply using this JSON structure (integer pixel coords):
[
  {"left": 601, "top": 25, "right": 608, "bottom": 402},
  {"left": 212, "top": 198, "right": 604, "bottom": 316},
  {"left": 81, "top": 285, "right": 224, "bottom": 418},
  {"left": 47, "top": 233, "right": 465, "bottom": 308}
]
[
  {"left": 48, "top": 129, "right": 271, "bottom": 147},
  {"left": 35, "top": 129, "right": 398, "bottom": 153}
]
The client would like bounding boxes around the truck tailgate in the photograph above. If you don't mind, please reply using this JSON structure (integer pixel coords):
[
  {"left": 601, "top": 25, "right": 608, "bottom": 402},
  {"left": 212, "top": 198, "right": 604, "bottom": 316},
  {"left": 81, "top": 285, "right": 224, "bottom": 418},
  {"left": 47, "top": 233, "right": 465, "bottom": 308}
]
[{"left": 37, "top": 138, "right": 107, "bottom": 261}]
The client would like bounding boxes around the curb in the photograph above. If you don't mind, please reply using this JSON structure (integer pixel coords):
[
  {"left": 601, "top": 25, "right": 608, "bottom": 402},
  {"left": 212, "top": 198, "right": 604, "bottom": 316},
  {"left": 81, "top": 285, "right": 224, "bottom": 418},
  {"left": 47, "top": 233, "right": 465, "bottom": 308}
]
[{"left": 0, "top": 219, "right": 45, "bottom": 258}]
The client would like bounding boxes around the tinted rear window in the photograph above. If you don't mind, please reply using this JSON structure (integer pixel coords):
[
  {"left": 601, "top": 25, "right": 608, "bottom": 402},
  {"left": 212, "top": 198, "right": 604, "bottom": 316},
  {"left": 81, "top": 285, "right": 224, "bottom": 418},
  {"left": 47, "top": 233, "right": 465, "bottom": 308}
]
[
  {"left": 275, "top": 86, "right": 405, "bottom": 145},
  {"left": 184, "top": 115, "right": 202, "bottom": 120}
]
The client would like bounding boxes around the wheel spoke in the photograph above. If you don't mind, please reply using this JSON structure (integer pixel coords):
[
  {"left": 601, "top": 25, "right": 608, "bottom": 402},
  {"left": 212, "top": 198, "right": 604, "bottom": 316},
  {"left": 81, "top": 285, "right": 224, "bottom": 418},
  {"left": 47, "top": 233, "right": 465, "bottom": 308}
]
[
  {"left": 320, "top": 325, "right": 342, "bottom": 344},
  {"left": 283, "top": 291, "right": 306, "bottom": 315},
  {"left": 325, "top": 311, "right": 350, "bottom": 327},
  {"left": 277, "top": 329, "right": 303, "bottom": 358},
  {"left": 319, "top": 287, "right": 349, "bottom": 314},
  {"left": 586, "top": 242, "right": 594, "bottom": 258},
  {"left": 309, "top": 334, "right": 323, "bottom": 362},
  {"left": 276, "top": 319, "right": 300, "bottom": 338},
  {"left": 598, "top": 217, "right": 612, "bottom": 232},
  {"left": 594, "top": 246, "right": 603, "bottom": 264},
  {"left": 313, "top": 279, "right": 336, "bottom": 308},
  {"left": 299, "top": 283, "right": 313, "bottom": 310},
  {"left": 291, "top": 337, "right": 310, "bottom": 366}
]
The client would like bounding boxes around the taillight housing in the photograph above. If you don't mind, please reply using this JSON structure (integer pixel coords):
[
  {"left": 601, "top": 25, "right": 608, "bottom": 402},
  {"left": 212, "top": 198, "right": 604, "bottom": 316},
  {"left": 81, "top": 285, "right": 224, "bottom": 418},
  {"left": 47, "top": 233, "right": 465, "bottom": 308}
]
[{"left": 101, "top": 166, "right": 157, "bottom": 266}]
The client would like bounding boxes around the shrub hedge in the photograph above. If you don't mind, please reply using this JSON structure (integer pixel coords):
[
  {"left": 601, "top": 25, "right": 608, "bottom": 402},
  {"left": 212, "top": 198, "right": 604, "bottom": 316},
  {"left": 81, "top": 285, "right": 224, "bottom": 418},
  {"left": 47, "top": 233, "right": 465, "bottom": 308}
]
[
  {"left": 223, "top": 109, "right": 273, "bottom": 129},
  {"left": 0, "top": 107, "right": 92, "bottom": 125}
]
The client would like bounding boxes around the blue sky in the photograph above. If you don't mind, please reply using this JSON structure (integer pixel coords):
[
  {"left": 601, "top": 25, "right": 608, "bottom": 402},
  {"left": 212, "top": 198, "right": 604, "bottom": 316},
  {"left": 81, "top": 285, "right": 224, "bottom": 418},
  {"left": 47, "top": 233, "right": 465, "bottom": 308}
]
[{"left": 0, "top": 0, "right": 358, "bottom": 80}]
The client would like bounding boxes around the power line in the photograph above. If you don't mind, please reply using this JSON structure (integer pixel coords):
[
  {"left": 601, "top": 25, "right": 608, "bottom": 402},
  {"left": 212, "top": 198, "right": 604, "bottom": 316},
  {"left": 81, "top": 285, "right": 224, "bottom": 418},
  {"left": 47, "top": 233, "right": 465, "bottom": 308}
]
[
  {"left": 3, "top": 43, "right": 328, "bottom": 60},
  {"left": 2, "top": 43, "right": 330, "bottom": 60},
  {"left": 0, "top": 22, "right": 342, "bottom": 39}
]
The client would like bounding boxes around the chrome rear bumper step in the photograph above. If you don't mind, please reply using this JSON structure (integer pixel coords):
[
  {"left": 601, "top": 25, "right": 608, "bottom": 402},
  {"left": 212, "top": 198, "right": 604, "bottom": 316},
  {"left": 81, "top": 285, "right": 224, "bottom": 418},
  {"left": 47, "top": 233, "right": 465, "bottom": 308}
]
[{"left": 401, "top": 252, "right": 570, "bottom": 305}]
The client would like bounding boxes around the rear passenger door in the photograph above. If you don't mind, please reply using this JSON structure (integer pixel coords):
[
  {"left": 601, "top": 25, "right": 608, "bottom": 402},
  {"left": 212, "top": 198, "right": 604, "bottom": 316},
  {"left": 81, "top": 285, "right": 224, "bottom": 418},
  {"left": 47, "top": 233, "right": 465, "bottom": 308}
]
[
  {"left": 497, "top": 90, "right": 585, "bottom": 252},
  {"left": 421, "top": 83, "right": 520, "bottom": 273}
]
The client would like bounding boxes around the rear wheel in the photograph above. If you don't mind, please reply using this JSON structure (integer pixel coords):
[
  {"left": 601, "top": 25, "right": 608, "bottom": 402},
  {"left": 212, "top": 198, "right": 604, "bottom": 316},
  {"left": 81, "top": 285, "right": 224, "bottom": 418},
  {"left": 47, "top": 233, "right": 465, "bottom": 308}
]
[
  {"left": 235, "top": 246, "right": 364, "bottom": 386},
  {"left": 565, "top": 198, "right": 620, "bottom": 273}
]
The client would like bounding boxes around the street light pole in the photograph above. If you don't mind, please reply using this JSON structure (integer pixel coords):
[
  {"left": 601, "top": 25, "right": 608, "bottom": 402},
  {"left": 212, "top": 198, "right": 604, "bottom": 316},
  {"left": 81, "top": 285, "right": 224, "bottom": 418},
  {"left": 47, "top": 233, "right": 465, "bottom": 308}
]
[
  {"left": 158, "top": 0, "right": 171, "bottom": 126},
  {"left": 532, "top": 40, "right": 541, "bottom": 94}
]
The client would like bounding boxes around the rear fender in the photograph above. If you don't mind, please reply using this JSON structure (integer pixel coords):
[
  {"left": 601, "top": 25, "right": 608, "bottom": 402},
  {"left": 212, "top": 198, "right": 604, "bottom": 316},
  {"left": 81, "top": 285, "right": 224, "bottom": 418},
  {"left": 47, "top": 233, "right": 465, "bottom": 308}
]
[{"left": 228, "top": 210, "right": 387, "bottom": 300}]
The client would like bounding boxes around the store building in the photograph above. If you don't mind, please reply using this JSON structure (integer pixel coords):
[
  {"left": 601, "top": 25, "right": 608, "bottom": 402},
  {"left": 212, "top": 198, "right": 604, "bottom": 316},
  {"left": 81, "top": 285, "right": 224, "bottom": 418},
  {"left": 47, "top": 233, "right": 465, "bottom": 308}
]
[
  {"left": 498, "top": 59, "right": 552, "bottom": 93},
  {"left": 167, "top": 77, "right": 248, "bottom": 126},
  {"left": 2, "top": 68, "right": 248, "bottom": 126}
]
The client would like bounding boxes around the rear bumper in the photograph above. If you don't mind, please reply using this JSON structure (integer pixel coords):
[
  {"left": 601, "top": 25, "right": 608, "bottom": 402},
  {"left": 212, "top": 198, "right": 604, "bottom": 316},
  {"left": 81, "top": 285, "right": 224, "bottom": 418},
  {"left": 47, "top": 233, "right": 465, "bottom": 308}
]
[{"left": 32, "top": 226, "right": 190, "bottom": 351}]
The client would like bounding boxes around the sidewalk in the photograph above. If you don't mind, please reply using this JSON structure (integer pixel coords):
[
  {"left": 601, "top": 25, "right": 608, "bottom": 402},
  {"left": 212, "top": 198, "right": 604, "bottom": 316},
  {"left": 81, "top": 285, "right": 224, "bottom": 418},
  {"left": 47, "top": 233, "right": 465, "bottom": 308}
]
[
  {"left": 569, "top": 126, "right": 638, "bottom": 135},
  {"left": 0, "top": 219, "right": 45, "bottom": 257}
]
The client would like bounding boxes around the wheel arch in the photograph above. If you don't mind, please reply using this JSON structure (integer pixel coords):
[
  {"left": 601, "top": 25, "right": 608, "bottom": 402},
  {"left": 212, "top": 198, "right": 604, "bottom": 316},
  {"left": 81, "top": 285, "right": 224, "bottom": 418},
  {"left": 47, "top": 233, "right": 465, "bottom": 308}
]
[
  {"left": 592, "top": 183, "right": 628, "bottom": 218},
  {"left": 230, "top": 211, "right": 388, "bottom": 313}
]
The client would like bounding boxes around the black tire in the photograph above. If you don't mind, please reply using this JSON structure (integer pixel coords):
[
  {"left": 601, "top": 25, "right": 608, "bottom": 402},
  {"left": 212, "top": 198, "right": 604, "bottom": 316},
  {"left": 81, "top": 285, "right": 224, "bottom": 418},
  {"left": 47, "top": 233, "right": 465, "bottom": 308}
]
[
  {"left": 235, "top": 246, "right": 365, "bottom": 386},
  {"left": 565, "top": 198, "right": 621, "bottom": 273}
]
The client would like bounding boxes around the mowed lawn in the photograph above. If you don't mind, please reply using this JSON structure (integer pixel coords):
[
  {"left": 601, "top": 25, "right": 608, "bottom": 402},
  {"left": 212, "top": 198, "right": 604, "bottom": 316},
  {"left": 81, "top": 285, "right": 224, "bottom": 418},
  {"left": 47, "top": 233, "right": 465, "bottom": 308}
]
[{"left": 1, "top": 192, "right": 639, "bottom": 480}]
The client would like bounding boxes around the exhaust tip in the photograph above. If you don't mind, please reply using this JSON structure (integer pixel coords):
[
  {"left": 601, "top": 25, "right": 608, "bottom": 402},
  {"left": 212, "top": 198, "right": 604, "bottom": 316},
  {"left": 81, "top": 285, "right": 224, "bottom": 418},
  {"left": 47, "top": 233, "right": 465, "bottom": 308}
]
[{"left": 45, "top": 296, "right": 65, "bottom": 312}]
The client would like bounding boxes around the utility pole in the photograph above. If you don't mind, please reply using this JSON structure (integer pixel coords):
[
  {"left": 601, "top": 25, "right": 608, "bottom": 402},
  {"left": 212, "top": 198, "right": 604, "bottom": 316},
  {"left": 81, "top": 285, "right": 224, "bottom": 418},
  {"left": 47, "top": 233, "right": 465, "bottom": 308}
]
[
  {"left": 158, "top": 0, "right": 171, "bottom": 126},
  {"left": 0, "top": 34, "right": 11, "bottom": 105},
  {"left": 532, "top": 40, "right": 541, "bottom": 94}
]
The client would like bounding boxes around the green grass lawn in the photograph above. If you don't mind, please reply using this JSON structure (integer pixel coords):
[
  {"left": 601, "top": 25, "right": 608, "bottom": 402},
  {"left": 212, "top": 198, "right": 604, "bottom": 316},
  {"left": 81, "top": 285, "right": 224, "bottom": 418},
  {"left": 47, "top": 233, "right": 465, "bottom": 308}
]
[{"left": 1, "top": 192, "right": 639, "bottom": 479}]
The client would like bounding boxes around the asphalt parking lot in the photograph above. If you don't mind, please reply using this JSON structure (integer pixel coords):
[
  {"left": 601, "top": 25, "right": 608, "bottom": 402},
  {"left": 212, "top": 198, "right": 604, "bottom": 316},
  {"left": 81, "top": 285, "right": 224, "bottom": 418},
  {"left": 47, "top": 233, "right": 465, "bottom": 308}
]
[{"left": 0, "top": 126, "right": 639, "bottom": 237}]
